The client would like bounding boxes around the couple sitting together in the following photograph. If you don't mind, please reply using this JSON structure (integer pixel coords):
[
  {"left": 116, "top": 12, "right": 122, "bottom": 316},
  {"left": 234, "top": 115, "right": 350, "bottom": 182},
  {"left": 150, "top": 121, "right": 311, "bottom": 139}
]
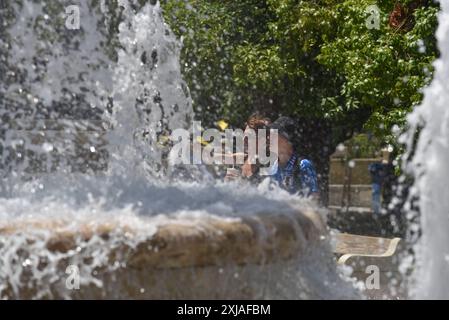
[{"left": 225, "top": 113, "right": 320, "bottom": 201}]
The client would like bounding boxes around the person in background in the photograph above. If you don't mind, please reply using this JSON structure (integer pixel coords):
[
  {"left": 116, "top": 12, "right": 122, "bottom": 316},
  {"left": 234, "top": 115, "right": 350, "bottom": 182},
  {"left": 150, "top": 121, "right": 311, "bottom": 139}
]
[
  {"left": 368, "top": 160, "right": 388, "bottom": 215},
  {"left": 227, "top": 113, "right": 320, "bottom": 200}
]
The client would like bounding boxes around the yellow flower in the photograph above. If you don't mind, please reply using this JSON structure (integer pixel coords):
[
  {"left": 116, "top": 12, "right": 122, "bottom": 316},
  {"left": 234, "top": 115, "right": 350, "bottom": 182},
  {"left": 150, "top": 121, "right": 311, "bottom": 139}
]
[{"left": 216, "top": 120, "right": 229, "bottom": 131}]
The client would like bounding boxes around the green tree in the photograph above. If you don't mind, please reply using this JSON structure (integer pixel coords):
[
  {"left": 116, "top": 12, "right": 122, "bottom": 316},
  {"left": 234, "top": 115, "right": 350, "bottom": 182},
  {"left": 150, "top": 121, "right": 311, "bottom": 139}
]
[
  {"left": 161, "top": 0, "right": 438, "bottom": 203},
  {"left": 318, "top": 0, "right": 438, "bottom": 146}
]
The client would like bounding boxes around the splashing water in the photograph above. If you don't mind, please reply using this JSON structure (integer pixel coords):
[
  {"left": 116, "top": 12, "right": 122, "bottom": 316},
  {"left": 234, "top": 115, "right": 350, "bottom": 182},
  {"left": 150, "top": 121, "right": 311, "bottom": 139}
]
[
  {"left": 110, "top": 0, "right": 194, "bottom": 178},
  {"left": 0, "top": 1, "right": 358, "bottom": 299},
  {"left": 402, "top": 0, "right": 449, "bottom": 299}
]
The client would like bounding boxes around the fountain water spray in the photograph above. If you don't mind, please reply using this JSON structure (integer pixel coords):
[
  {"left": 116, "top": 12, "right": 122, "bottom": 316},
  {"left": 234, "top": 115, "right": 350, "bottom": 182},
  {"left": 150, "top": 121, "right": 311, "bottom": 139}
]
[
  {"left": 402, "top": 0, "right": 449, "bottom": 299},
  {"left": 110, "top": 0, "right": 194, "bottom": 178},
  {"left": 0, "top": 0, "right": 358, "bottom": 299}
]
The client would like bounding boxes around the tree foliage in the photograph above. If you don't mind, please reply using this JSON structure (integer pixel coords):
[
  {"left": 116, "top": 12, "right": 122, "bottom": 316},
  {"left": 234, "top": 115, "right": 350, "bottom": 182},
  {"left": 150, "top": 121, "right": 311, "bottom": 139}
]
[
  {"left": 317, "top": 0, "right": 439, "bottom": 144},
  {"left": 162, "top": 0, "right": 439, "bottom": 148}
]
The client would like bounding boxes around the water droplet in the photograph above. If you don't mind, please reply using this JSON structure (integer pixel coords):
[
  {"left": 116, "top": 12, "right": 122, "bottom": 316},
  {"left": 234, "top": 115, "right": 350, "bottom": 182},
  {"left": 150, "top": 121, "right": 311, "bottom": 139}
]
[
  {"left": 348, "top": 160, "right": 355, "bottom": 168},
  {"left": 42, "top": 142, "right": 54, "bottom": 152},
  {"left": 337, "top": 143, "right": 345, "bottom": 152},
  {"left": 22, "top": 259, "right": 32, "bottom": 267}
]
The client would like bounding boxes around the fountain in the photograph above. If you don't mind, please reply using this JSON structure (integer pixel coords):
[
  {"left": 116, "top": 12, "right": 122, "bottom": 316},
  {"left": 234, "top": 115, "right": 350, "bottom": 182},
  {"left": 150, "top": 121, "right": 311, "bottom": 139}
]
[
  {"left": 0, "top": 0, "right": 357, "bottom": 299},
  {"left": 402, "top": 0, "right": 449, "bottom": 300}
]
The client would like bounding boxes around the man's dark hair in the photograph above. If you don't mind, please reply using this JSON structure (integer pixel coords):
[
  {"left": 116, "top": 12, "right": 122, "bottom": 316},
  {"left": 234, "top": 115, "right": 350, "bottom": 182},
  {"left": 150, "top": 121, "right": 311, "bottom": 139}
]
[{"left": 267, "top": 116, "right": 296, "bottom": 140}]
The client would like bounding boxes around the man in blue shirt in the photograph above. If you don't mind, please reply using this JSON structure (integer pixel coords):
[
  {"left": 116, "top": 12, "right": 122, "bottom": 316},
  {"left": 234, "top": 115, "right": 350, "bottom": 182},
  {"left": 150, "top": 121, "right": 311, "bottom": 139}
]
[
  {"left": 237, "top": 114, "right": 320, "bottom": 199},
  {"left": 266, "top": 155, "right": 319, "bottom": 197},
  {"left": 368, "top": 161, "right": 388, "bottom": 215}
]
